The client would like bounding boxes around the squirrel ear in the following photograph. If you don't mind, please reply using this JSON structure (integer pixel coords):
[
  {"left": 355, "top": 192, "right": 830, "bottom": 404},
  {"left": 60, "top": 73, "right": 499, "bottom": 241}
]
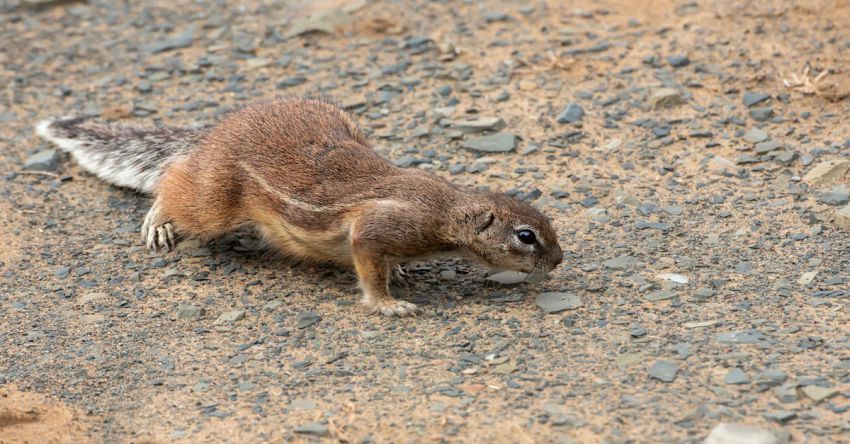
[{"left": 475, "top": 211, "right": 495, "bottom": 234}]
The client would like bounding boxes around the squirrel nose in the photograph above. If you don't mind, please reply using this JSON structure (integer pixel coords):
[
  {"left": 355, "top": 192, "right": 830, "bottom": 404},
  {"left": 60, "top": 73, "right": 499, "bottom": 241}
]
[{"left": 549, "top": 251, "right": 564, "bottom": 270}]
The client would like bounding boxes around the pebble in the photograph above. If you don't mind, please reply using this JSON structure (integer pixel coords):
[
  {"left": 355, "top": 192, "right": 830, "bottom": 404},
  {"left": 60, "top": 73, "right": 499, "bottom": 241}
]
[
  {"left": 743, "top": 91, "right": 771, "bottom": 108},
  {"left": 463, "top": 133, "right": 517, "bottom": 153},
  {"left": 724, "top": 367, "right": 750, "bottom": 385},
  {"left": 833, "top": 204, "right": 850, "bottom": 230},
  {"left": 819, "top": 190, "right": 849, "bottom": 205},
  {"left": 217, "top": 309, "right": 246, "bottom": 323},
  {"left": 762, "top": 410, "right": 796, "bottom": 424},
  {"left": 743, "top": 128, "right": 768, "bottom": 144},
  {"left": 802, "top": 159, "right": 850, "bottom": 186},
  {"left": 556, "top": 103, "right": 585, "bottom": 124},
  {"left": 705, "top": 423, "right": 786, "bottom": 444},
  {"left": 143, "top": 26, "right": 195, "bottom": 53},
  {"left": 800, "top": 385, "right": 838, "bottom": 402},
  {"left": 450, "top": 117, "right": 504, "bottom": 134},
  {"left": 486, "top": 271, "right": 528, "bottom": 286},
  {"left": 667, "top": 55, "right": 689, "bottom": 67},
  {"left": 296, "top": 311, "right": 321, "bottom": 329},
  {"left": 535, "top": 292, "right": 582, "bottom": 314},
  {"left": 716, "top": 330, "right": 764, "bottom": 344},
  {"left": 23, "top": 149, "right": 59, "bottom": 172},
  {"left": 749, "top": 107, "right": 774, "bottom": 122},
  {"left": 603, "top": 255, "right": 637, "bottom": 270},
  {"left": 648, "top": 360, "right": 678, "bottom": 382},
  {"left": 293, "top": 421, "right": 329, "bottom": 436},
  {"left": 648, "top": 88, "right": 684, "bottom": 108}
]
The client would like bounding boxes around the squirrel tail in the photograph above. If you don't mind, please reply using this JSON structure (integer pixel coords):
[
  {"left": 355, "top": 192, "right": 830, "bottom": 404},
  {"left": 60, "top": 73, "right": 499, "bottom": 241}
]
[{"left": 35, "top": 116, "right": 204, "bottom": 193}]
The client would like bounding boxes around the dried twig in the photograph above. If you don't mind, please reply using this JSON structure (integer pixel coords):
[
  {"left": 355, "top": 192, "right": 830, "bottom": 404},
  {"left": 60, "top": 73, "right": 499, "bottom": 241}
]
[{"left": 783, "top": 66, "right": 829, "bottom": 95}]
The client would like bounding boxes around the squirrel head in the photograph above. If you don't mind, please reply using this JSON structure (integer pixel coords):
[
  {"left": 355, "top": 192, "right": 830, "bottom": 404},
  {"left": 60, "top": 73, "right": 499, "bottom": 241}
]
[{"left": 459, "top": 192, "right": 563, "bottom": 277}]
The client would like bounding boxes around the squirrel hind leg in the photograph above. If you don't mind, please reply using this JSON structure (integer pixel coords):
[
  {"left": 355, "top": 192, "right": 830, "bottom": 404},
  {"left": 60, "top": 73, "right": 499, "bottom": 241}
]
[{"left": 142, "top": 197, "right": 177, "bottom": 252}]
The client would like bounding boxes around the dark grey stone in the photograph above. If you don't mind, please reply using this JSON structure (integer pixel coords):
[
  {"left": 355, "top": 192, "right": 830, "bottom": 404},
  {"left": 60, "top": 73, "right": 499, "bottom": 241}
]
[
  {"left": 143, "top": 26, "right": 195, "bottom": 54},
  {"left": 463, "top": 133, "right": 517, "bottom": 153},
  {"left": 743, "top": 91, "right": 771, "bottom": 108},
  {"left": 649, "top": 360, "right": 678, "bottom": 382},
  {"left": 23, "top": 149, "right": 59, "bottom": 172},
  {"left": 557, "top": 103, "right": 585, "bottom": 124}
]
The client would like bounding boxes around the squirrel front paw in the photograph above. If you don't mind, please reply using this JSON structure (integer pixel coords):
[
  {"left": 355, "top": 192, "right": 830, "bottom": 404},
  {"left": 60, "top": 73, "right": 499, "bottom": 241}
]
[{"left": 367, "top": 299, "right": 421, "bottom": 317}]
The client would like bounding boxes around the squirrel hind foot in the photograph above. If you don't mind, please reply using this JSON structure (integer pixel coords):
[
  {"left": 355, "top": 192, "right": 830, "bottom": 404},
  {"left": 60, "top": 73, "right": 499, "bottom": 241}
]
[{"left": 142, "top": 200, "right": 176, "bottom": 252}]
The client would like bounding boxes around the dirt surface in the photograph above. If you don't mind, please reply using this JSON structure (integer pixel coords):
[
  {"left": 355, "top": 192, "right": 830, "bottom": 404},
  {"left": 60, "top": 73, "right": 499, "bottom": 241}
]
[{"left": 2, "top": 0, "right": 850, "bottom": 442}]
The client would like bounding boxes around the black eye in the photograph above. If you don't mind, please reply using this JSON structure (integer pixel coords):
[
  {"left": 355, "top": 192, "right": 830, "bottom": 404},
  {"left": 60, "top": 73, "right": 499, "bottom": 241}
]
[{"left": 516, "top": 229, "right": 536, "bottom": 245}]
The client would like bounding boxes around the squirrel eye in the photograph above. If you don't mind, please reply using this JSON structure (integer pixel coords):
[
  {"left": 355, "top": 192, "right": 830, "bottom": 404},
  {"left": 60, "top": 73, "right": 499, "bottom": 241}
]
[{"left": 516, "top": 229, "right": 536, "bottom": 245}]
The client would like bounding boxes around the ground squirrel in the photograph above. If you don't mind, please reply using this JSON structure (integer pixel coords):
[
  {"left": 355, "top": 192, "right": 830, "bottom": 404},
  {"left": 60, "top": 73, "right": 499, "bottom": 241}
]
[{"left": 36, "top": 97, "right": 563, "bottom": 316}]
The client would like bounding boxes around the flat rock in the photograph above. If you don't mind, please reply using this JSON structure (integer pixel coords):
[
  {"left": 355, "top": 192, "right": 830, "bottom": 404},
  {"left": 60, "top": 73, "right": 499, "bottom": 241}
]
[
  {"left": 648, "top": 88, "right": 684, "bottom": 108},
  {"left": 293, "top": 421, "right": 329, "bottom": 436},
  {"left": 716, "top": 329, "right": 764, "bottom": 344},
  {"left": 743, "top": 91, "right": 771, "bottom": 107},
  {"left": 820, "top": 190, "right": 850, "bottom": 205},
  {"left": 143, "top": 26, "right": 195, "bottom": 53},
  {"left": 535, "top": 292, "right": 582, "bottom": 314},
  {"left": 23, "top": 149, "right": 59, "bottom": 172},
  {"left": 648, "top": 360, "right": 678, "bottom": 382},
  {"left": 556, "top": 103, "right": 585, "bottom": 123},
  {"left": 800, "top": 385, "right": 838, "bottom": 402},
  {"left": 176, "top": 304, "right": 205, "bottom": 320},
  {"left": 603, "top": 255, "right": 637, "bottom": 270},
  {"left": 486, "top": 271, "right": 528, "bottom": 286},
  {"left": 645, "top": 290, "right": 676, "bottom": 302},
  {"left": 705, "top": 423, "right": 786, "bottom": 444},
  {"left": 833, "top": 204, "right": 850, "bottom": 230},
  {"left": 217, "top": 309, "right": 246, "bottom": 323},
  {"left": 762, "top": 410, "right": 796, "bottom": 424},
  {"left": 724, "top": 367, "right": 750, "bottom": 384},
  {"left": 296, "top": 311, "right": 322, "bottom": 329},
  {"left": 802, "top": 159, "right": 850, "bottom": 186},
  {"left": 463, "top": 132, "right": 516, "bottom": 153},
  {"left": 450, "top": 117, "right": 504, "bottom": 133},
  {"left": 743, "top": 128, "right": 769, "bottom": 144}
]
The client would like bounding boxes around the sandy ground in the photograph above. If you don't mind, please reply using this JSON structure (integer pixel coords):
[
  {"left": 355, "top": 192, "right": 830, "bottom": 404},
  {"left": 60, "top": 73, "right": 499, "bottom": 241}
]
[{"left": 1, "top": 0, "right": 849, "bottom": 442}]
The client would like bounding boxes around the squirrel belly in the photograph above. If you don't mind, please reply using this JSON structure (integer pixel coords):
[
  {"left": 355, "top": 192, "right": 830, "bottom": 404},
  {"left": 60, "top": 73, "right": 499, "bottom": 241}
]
[{"left": 36, "top": 97, "right": 564, "bottom": 317}]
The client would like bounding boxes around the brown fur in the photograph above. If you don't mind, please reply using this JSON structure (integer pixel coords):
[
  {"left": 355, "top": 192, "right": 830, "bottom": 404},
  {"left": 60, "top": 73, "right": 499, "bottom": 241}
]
[{"left": 149, "top": 97, "right": 563, "bottom": 316}]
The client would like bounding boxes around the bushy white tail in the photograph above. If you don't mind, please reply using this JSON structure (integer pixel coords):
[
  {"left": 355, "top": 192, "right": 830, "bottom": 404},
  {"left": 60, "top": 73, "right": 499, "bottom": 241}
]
[{"left": 35, "top": 117, "right": 204, "bottom": 193}]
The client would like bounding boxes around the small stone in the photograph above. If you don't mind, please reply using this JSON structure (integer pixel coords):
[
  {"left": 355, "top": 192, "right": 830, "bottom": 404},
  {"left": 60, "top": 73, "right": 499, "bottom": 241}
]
[
  {"left": 667, "top": 55, "right": 689, "bottom": 67},
  {"left": 603, "top": 255, "right": 637, "bottom": 270},
  {"left": 743, "top": 128, "right": 769, "bottom": 144},
  {"left": 296, "top": 311, "right": 322, "bottom": 329},
  {"left": 276, "top": 76, "right": 308, "bottom": 89},
  {"left": 143, "top": 26, "right": 195, "bottom": 54},
  {"left": 486, "top": 271, "right": 528, "bottom": 286},
  {"left": 176, "top": 304, "right": 204, "bottom": 320},
  {"left": 797, "top": 271, "right": 817, "bottom": 286},
  {"left": 705, "top": 423, "right": 785, "bottom": 444},
  {"left": 754, "top": 140, "right": 781, "bottom": 154},
  {"left": 648, "top": 88, "right": 684, "bottom": 108},
  {"left": 556, "top": 103, "right": 585, "bottom": 124},
  {"left": 820, "top": 190, "right": 850, "bottom": 205},
  {"left": 724, "top": 367, "right": 750, "bottom": 385},
  {"left": 716, "top": 330, "right": 764, "bottom": 344},
  {"left": 645, "top": 290, "right": 676, "bottom": 302},
  {"left": 754, "top": 369, "right": 788, "bottom": 388},
  {"left": 762, "top": 410, "right": 796, "bottom": 424},
  {"left": 535, "top": 292, "right": 582, "bottom": 314},
  {"left": 833, "top": 204, "right": 850, "bottom": 230},
  {"left": 648, "top": 360, "right": 678, "bottom": 382},
  {"left": 657, "top": 273, "right": 688, "bottom": 284},
  {"left": 450, "top": 117, "right": 504, "bottom": 133},
  {"left": 749, "top": 107, "right": 774, "bottom": 122},
  {"left": 23, "top": 149, "right": 59, "bottom": 172},
  {"left": 293, "top": 421, "right": 328, "bottom": 436},
  {"left": 802, "top": 159, "right": 850, "bottom": 186},
  {"left": 463, "top": 133, "right": 517, "bottom": 153},
  {"left": 800, "top": 385, "right": 839, "bottom": 402},
  {"left": 774, "top": 384, "right": 799, "bottom": 403},
  {"left": 217, "top": 309, "right": 246, "bottom": 323},
  {"left": 743, "top": 91, "right": 771, "bottom": 108}
]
